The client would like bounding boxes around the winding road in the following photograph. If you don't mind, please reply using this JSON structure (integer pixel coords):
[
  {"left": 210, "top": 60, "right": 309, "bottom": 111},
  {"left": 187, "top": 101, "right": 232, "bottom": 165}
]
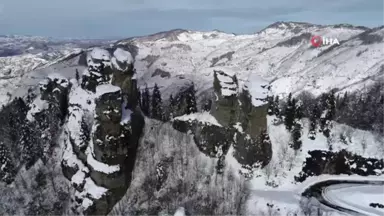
[{"left": 304, "top": 180, "right": 384, "bottom": 216}]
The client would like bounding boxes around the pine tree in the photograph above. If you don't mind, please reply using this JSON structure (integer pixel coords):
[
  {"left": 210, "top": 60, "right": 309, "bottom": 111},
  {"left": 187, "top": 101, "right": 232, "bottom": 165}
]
[
  {"left": 267, "top": 96, "right": 275, "bottom": 116},
  {"left": 202, "top": 99, "right": 212, "bottom": 112},
  {"left": 75, "top": 69, "right": 80, "bottom": 83},
  {"left": 169, "top": 94, "right": 175, "bottom": 119},
  {"left": 0, "top": 142, "right": 15, "bottom": 184},
  {"left": 290, "top": 123, "right": 302, "bottom": 150},
  {"left": 79, "top": 116, "right": 90, "bottom": 150},
  {"left": 326, "top": 91, "right": 336, "bottom": 121},
  {"left": 151, "top": 83, "right": 164, "bottom": 120},
  {"left": 320, "top": 91, "right": 336, "bottom": 138},
  {"left": 141, "top": 86, "right": 150, "bottom": 116},
  {"left": 273, "top": 96, "right": 281, "bottom": 117},
  {"left": 185, "top": 83, "right": 197, "bottom": 114},
  {"left": 308, "top": 105, "right": 320, "bottom": 140},
  {"left": 295, "top": 100, "right": 303, "bottom": 120},
  {"left": 20, "top": 123, "right": 43, "bottom": 170},
  {"left": 284, "top": 93, "right": 296, "bottom": 131},
  {"left": 259, "top": 130, "right": 272, "bottom": 167},
  {"left": 136, "top": 87, "right": 141, "bottom": 108}
]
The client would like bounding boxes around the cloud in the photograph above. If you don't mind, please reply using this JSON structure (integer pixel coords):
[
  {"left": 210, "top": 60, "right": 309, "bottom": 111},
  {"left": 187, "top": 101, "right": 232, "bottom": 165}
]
[{"left": 0, "top": 0, "right": 382, "bottom": 38}]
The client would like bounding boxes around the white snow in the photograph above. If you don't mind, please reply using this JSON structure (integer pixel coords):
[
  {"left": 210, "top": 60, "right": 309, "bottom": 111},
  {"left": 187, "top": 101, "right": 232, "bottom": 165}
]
[
  {"left": 174, "top": 207, "right": 186, "bottom": 216},
  {"left": 82, "top": 177, "right": 108, "bottom": 199},
  {"left": 173, "top": 111, "right": 222, "bottom": 126},
  {"left": 47, "top": 72, "right": 66, "bottom": 81},
  {"left": 245, "top": 74, "right": 269, "bottom": 107},
  {"left": 113, "top": 48, "right": 133, "bottom": 64},
  {"left": 244, "top": 116, "right": 384, "bottom": 192},
  {"left": 26, "top": 96, "right": 49, "bottom": 121},
  {"left": 62, "top": 135, "right": 83, "bottom": 169},
  {"left": 86, "top": 146, "right": 120, "bottom": 174},
  {"left": 71, "top": 170, "right": 86, "bottom": 185},
  {"left": 237, "top": 115, "right": 384, "bottom": 215},
  {"left": 233, "top": 122, "right": 244, "bottom": 133},
  {"left": 121, "top": 106, "right": 132, "bottom": 125},
  {"left": 96, "top": 84, "right": 121, "bottom": 97},
  {"left": 81, "top": 198, "right": 93, "bottom": 209},
  {"left": 324, "top": 184, "right": 384, "bottom": 216},
  {"left": 89, "top": 47, "right": 111, "bottom": 61},
  {"left": 1, "top": 23, "right": 384, "bottom": 216}
]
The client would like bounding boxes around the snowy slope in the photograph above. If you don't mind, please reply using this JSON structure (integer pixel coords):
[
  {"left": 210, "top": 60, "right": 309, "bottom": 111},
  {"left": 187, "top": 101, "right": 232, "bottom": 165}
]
[
  {"left": 1, "top": 22, "right": 383, "bottom": 106},
  {"left": 238, "top": 115, "right": 384, "bottom": 215},
  {"left": 114, "top": 22, "right": 383, "bottom": 100},
  {"left": 0, "top": 22, "right": 383, "bottom": 216},
  {"left": 0, "top": 36, "right": 113, "bottom": 104}
]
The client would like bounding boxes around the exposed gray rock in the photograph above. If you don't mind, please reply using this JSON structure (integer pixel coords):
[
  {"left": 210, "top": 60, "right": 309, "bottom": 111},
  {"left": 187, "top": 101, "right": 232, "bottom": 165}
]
[
  {"left": 172, "top": 119, "right": 234, "bottom": 158},
  {"left": 152, "top": 68, "right": 171, "bottom": 78},
  {"left": 142, "top": 54, "right": 160, "bottom": 68},
  {"left": 211, "top": 51, "right": 235, "bottom": 67},
  {"left": 161, "top": 43, "right": 192, "bottom": 51},
  {"left": 276, "top": 33, "right": 312, "bottom": 47}
]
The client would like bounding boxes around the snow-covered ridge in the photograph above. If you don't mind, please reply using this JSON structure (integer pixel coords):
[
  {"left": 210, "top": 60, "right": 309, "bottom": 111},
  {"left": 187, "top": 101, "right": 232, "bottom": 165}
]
[
  {"left": 1, "top": 22, "right": 383, "bottom": 107},
  {"left": 123, "top": 22, "right": 383, "bottom": 100},
  {"left": 173, "top": 111, "right": 222, "bottom": 127}
]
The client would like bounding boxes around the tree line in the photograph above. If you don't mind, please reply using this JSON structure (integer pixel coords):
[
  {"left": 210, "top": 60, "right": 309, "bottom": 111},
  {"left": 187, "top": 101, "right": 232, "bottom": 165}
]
[
  {"left": 137, "top": 82, "right": 198, "bottom": 121},
  {"left": 268, "top": 91, "right": 343, "bottom": 150},
  {"left": 267, "top": 82, "right": 384, "bottom": 150}
]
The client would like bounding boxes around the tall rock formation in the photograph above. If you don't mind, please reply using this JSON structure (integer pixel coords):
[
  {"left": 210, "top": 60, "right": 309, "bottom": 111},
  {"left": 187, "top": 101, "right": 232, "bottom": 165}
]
[{"left": 60, "top": 47, "right": 144, "bottom": 215}]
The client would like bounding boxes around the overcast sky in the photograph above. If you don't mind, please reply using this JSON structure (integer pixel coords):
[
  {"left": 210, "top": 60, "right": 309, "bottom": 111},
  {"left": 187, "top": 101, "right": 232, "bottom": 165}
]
[{"left": 0, "top": 0, "right": 382, "bottom": 39}]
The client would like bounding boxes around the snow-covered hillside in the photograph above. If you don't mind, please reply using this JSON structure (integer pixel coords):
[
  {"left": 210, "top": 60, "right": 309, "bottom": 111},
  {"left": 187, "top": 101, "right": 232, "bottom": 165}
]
[
  {"left": 0, "top": 21, "right": 383, "bottom": 216},
  {"left": 0, "top": 36, "right": 113, "bottom": 104},
  {"left": 116, "top": 22, "right": 383, "bottom": 99},
  {"left": 1, "top": 22, "right": 383, "bottom": 106}
]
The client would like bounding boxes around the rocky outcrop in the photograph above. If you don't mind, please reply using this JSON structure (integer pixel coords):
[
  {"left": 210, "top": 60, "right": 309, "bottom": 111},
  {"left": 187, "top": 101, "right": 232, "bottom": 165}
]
[
  {"left": 172, "top": 119, "right": 235, "bottom": 158},
  {"left": 295, "top": 150, "right": 384, "bottom": 182},
  {"left": 211, "top": 70, "right": 268, "bottom": 138},
  {"left": 60, "top": 47, "right": 144, "bottom": 215},
  {"left": 210, "top": 69, "right": 271, "bottom": 169}
]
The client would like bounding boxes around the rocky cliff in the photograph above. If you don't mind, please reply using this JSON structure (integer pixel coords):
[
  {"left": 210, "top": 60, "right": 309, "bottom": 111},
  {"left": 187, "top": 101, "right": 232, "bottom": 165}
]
[{"left": 58, "top": 47, "right": 145, "bottom": 215}]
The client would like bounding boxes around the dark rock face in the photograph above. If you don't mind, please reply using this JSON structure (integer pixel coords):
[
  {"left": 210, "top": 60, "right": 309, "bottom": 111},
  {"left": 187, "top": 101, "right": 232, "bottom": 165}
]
[
  {"left": 93, "top": 90, "right": 123, "bottom": 165},
  {"left": 59, "top": 47, "right": 145, "bottom": 215},
  {"left": 161, "top": 43, "right": 192, "bottom": 51},
  {"left": 39, "top": 75, "right": 71, "bottom": 120},
  {"left": 81, "top": 63, "right": 111, "bottom": 92},
  {"left": 85, "top": 97, "right": 144, "bottom": 216},
  {"left": 233, "top": 132, "right": 272, "bottom": 168},
  {"left": 211, "top": 51, "right": 235, "bottom": 67},
  {"left": 276, "top": 33, "right": 312, "bottom": 47},
  {"left": 359, "top": 27, "right": 384, "bottom": 45},
  {"left": 370, "top": 203, "right": 384, "bottom": 209},
  {"left": 152, "top": 68, "right": 171, "bottom": 78},
  {"left": 169, "top": 69, "right": 272, "bottom": 176},
  {"left": 172, "top": 119, "right": 234, "bottom": 158},
  {"left": 209, "top": 69, "right": 271, "bottom": 170},
  {"left": 295, "top": 150, "right": 384, "bottom": 182}
]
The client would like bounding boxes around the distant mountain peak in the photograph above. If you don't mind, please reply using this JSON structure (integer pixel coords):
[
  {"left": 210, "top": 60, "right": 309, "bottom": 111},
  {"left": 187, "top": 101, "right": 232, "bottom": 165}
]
[{"left": 258, "top": 21, "right": 370, "bottom": 35}]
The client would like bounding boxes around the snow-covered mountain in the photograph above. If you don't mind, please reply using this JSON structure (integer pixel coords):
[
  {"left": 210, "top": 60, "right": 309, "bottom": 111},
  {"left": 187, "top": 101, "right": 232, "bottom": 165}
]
[
  {"left": 122, "top": 22, "right": 383, "bottom": 98},
  {"left": 0, "top": 21, "right": 383, "bottom": 216},
  {"left": 1, "top": 22, "right": 383, "bottom": 104},
  {"left": 0, "top": 35, "right": 114, "bottom": 103}
]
